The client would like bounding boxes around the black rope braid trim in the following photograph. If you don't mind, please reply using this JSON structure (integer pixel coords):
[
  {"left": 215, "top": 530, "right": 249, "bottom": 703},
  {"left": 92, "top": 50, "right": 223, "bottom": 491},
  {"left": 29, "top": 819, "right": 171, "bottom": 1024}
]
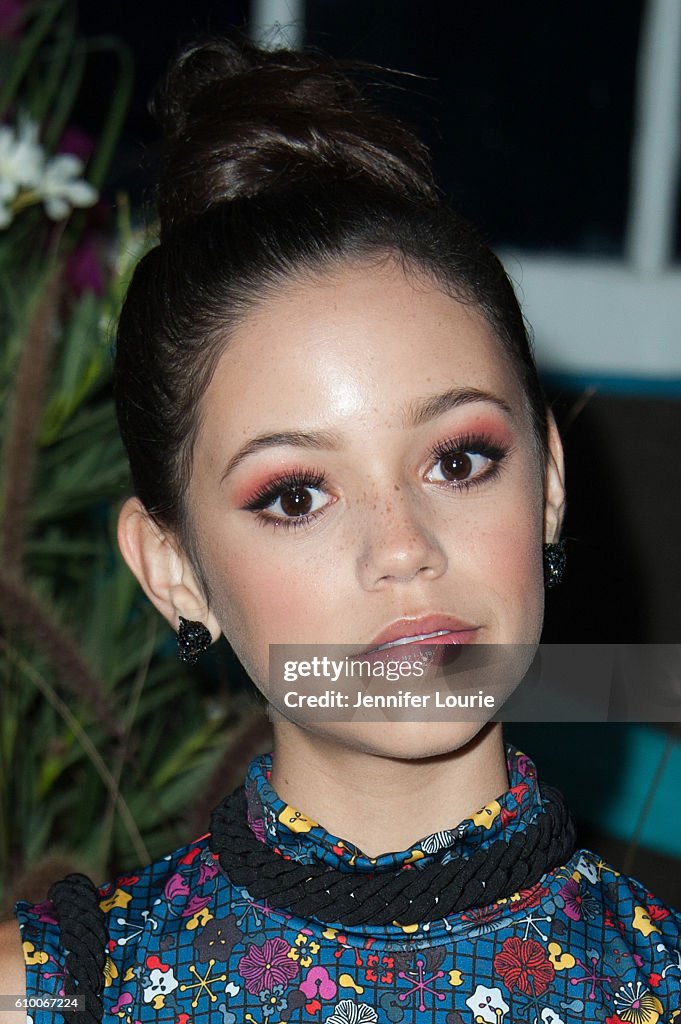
[
  {"left": 209, "top": 783, "right": 576, "bottom": 927},
  {"left": 47, "top": 873, "right": 107, "bottom": 1024}
]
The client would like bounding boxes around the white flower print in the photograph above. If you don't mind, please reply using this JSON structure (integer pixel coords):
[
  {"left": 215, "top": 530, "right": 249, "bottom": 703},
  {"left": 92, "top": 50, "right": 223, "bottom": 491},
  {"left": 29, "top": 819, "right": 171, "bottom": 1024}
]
[
  {"left": 541, "top": 1008, "right": 566, "bottom": 1024},
  {"left": 465, "top": 984, "right": 509, "bottom": 1023},
  {"left": 325, "top": 999, "right": 379, "bottom": 1024},
  {"left": 142, "top": 965, "right": 179, "bottom": 1003}
]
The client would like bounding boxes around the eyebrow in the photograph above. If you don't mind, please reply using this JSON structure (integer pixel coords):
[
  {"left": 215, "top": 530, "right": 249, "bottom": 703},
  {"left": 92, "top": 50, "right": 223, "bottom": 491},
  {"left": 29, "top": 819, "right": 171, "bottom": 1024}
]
[
  {"left": 221, "top": 429, "right": 343, "bottom": 480},
  {"left": 402, "top": 386, "right": 514, "bottom": 427},
  {"left": 221, "top": 387, "right": 513, "bottom": 481}
]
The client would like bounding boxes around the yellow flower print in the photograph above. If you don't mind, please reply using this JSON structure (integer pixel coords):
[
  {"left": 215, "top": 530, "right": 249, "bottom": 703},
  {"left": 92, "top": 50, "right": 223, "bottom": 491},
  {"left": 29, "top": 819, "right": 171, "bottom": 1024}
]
[
  {"left": 287, "top": 933, "right": 321, "bottom": 968},
  {"left": 472, "top": 800, "right": 501, "bottom": 829},
  {"left": 103, "top": 956, "right": 119, "bottom": 987},
  {"left": 22, "top": 941, "right": 48, "bottom": 966},
  {"left": 632, "top": 906, "right": 662, "bottom": 937},
  {"left": 447, "top": 969, "right": 464, "bottom": 986},
  {"left": 548, "top": 942, "right": 576, "bottom": 971},
  {"left": 278, "top": 806, "right": 318, "bottom": 833},
  {"left": 614, "top": 982, "right": 664, "bottom": 1024},
  {"left": 185, "top": 907, "right": 213, "bottom": 930},
  {"left": 99, "top": 888, "right": 132, "bottom": 913}
]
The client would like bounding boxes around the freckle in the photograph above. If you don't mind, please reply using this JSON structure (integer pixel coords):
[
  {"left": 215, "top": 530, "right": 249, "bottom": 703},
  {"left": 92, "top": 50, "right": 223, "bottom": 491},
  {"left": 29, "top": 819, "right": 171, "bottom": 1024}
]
[{"left": 394, "top": 484, "right": 400, "bottom": 492}]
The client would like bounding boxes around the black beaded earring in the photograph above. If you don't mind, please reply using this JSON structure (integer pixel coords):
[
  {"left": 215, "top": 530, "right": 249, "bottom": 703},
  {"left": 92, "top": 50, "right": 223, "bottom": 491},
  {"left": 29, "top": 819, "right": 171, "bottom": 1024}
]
[
  {"left": 543, "top": 540, "right": 567, "bottom": 588},
  {"left": 176, "top": 616, "right": 213, "bottom": 663}
]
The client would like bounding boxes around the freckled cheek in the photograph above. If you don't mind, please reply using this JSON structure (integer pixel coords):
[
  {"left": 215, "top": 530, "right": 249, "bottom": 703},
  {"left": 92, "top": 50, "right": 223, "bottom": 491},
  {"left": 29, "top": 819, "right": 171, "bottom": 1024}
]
[{"left": 208, "top": 542, "right": 332, "bottom": 655}]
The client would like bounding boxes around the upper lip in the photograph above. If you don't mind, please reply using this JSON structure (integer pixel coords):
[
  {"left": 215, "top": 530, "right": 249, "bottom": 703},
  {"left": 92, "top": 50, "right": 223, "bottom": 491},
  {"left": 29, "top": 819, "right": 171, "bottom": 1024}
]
[{"left": 361, "top": 615, "right": 480, "bottom": 654}]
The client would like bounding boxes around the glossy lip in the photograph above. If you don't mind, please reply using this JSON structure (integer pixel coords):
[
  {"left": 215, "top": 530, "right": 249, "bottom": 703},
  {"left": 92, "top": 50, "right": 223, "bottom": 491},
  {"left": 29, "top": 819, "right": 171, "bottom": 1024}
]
[{"left": 359, "top": 615, "right": 480, "bottom": 656}]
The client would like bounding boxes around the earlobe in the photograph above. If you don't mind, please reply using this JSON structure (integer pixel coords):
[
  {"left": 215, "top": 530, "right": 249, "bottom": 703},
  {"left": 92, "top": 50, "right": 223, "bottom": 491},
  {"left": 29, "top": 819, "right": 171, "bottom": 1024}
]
[
  {"left": 543, "top": 411, "right": 566, "bottom": 544},
  {"left": 116, "top": 497, "right": 221, "bottom": 641}
]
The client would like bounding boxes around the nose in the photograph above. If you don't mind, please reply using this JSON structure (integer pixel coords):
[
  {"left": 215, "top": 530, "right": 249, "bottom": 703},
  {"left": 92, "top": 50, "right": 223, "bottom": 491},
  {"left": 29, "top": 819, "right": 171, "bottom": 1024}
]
[{"left": 356, "top": 486, "right": 448, "bottom": 590}]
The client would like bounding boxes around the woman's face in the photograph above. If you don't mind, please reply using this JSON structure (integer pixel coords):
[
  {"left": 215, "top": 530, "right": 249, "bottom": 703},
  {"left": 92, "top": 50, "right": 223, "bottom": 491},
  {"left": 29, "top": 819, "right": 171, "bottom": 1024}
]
[{"left": 180, "top": 258, "right": 563, "bottom": 755}]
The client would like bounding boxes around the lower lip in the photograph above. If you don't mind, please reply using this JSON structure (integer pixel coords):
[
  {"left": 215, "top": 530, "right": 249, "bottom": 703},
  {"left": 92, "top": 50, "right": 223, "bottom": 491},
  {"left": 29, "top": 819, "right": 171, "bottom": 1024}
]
[{"left": 356, "top": 630, "right": 479, "bottom": 667}]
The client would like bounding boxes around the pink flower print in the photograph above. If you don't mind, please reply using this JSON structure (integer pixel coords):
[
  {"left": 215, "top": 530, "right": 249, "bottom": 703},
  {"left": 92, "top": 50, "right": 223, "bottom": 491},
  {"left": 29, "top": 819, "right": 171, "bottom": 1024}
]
[
  {"left": 238, "top": 937, "right": 299, "bottom": 995},
  {"left": 181, "top": 894, "right": 213, "bottom": 918},
  {"left": 29, "top": 900, "right": 58, "bottom": 925},
  {"left": 164, "top": 873, "right": 189, "bottom": 901},
  {"left": 197, "top": 852, "right": 219, "bottom": 885},
  {"left": 558, "top": 877, "right": 599, "bottom": 922}
]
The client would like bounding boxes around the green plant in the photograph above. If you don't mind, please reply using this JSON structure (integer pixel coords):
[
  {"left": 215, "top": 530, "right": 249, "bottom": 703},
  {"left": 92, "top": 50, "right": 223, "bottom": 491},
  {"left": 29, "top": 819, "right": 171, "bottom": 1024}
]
[{"left": 0, "top": 0, "right": 269, "bottom": 914}]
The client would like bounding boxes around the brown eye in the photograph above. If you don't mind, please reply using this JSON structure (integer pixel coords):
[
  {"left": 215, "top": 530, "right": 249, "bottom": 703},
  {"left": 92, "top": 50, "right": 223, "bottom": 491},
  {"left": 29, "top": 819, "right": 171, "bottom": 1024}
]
[
  {"left": 439, "top": 452, "right": 472, "bottom": 481},
  {"left": 427, "top": 445, "right": 497, "bottom": 486},
  {"left": 279, "top": 487, "right": 314, "bottom": 517}
]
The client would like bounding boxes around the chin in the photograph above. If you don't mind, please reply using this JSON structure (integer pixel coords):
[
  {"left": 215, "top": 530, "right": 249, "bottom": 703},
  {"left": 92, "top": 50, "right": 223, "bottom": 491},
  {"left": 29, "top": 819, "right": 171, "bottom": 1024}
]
[{"left": 305, "top": 720, "right": 492, "bottom": 761}]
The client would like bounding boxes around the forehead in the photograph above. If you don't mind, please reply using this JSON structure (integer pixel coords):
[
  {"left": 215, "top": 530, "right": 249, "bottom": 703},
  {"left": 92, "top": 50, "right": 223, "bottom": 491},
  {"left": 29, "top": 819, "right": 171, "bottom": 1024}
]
[{"left": 199, "top": 259, "right": 526, "bottom": 440}]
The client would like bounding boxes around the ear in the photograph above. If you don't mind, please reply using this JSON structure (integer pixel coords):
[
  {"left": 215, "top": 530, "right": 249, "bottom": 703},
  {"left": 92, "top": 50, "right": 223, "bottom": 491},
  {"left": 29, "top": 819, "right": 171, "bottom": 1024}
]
[
  {"left": 116, "top": 496, "right": 221, "bottom": 641},
  {"left": 543, "top": 409, "right": 566, "bottom": 544}
]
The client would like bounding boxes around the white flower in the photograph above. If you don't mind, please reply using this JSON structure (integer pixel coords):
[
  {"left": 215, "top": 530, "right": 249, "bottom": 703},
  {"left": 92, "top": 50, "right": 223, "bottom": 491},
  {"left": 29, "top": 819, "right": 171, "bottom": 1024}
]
[
  {"left": 0, "top": 116, "right": 45, "bottom": 227},
  {"left": 0, "top": 117, "right": 44, "bottom": 190},
  {"left": 0, "top": 114, "right": 97, "bottom": 227},
  {"left": 38, "top": 152, "right": 97, "bottom": 220},
  {"left": 466, "top": 984, "right": 509, "bottom": 1024}
]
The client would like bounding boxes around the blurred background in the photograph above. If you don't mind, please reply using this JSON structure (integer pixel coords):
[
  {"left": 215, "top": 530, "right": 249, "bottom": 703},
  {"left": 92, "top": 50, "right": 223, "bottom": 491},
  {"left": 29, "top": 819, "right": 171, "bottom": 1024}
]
[{"left": 1, "top": 0, "right": 679, "bottom": 914}]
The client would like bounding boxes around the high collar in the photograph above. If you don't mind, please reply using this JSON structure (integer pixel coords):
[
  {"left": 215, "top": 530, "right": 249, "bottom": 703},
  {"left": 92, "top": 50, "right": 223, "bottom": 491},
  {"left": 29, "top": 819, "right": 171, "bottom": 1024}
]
[{"left": 243, "top": 741, "right": 545, "bottom": 873}]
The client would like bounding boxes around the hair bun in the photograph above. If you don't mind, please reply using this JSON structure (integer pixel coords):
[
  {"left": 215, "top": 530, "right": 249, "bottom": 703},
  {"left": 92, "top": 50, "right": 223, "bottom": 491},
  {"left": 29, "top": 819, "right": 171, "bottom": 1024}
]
[{"left": 152, "top": 34, "right": 438, "bottom": 236}]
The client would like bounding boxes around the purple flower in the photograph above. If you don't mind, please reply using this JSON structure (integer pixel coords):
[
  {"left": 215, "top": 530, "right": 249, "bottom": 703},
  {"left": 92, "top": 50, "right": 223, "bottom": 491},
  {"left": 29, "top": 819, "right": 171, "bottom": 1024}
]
[{"left": 0, "top": 0, "right": 23, "bottom": 39}]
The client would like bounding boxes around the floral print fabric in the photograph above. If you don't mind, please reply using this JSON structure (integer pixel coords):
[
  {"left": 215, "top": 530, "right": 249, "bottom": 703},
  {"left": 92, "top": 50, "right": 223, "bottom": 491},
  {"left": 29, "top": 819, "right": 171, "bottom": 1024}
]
[{"left": 14, "top": 743, "right": 681, "bottom": 1024}]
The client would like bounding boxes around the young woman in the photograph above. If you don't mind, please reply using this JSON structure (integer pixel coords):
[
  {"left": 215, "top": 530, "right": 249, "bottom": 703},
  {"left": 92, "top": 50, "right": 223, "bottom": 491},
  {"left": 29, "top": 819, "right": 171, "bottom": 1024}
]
[{"left": 2, "top": 34, "right": 679, "bottom": 1024}]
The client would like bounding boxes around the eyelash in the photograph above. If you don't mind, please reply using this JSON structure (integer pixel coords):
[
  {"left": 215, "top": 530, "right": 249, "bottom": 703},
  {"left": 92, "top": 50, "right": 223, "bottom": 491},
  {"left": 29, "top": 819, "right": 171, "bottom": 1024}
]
[
  {"left": 243, "top": 470, "right": 328, "bottom": 531},
  {"left": 242, "top": 432, "right": 511, "bottom": 530}
]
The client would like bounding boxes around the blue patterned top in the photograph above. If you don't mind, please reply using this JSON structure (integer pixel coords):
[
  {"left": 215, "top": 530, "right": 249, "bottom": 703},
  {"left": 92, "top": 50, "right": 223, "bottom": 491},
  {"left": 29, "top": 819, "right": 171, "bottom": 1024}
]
[{"left": 14, "top": 743, "right": 681, "bottom": 1024}]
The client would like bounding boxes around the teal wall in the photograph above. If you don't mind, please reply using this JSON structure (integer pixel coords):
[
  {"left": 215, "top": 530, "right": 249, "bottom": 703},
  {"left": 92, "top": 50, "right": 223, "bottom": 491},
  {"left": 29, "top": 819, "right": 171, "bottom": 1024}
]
[{"left": 505, "top": 723, "right": 681, "bottom": 859}]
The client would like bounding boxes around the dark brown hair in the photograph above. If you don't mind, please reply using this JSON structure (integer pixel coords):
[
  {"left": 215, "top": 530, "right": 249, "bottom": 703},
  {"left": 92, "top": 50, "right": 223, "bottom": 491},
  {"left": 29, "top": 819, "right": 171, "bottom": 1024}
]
[{"left": 114, "top": 34, "right": 548, "bottom": 576}]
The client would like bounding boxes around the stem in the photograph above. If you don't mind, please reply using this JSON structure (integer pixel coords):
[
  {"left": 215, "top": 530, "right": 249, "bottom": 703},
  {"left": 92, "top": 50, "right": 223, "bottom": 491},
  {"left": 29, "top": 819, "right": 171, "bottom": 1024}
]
[
  {"left": 82, "top": 37, "right": 134, "bottom": 191},
  {"left": 98, "top": 620, "right": 157, "bottom": 867},
  {"left": 0, "top": 263, "right": 61, "bottom": 576},
  {"left": 0, "top": 639, "right": 149, "bottom": 868},
  {"left": 0, "top": 571, "right": 125, "bottom": 744},
  {"left": 0, "top": 0, "right": 66, "bottom": 120}
]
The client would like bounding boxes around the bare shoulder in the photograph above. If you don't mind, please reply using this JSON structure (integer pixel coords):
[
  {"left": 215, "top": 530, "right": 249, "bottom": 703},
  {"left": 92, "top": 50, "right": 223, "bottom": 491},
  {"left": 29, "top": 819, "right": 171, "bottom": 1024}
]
[{"left": 0, "top": 918, "right": 26, "bottom": 1021}]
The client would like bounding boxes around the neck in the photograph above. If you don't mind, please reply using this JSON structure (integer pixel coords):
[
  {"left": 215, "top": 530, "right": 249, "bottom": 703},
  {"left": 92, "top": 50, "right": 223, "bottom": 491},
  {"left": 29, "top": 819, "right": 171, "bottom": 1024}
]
[{"left": 268, "top": 723, "right": 509, "bottom": 858}]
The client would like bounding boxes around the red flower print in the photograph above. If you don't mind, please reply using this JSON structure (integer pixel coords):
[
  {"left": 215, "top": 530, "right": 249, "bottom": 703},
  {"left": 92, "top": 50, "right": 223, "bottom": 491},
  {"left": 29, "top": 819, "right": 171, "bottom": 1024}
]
[
  {"left": 238, "top": 937, "right": 299, "bottom": 994},
  {"left": 509, "top": 885, "right": 550, "bottom": 913},
  {"left": 365, "top": 953, "right": 394, "bottom": 985},
  {"left": 646, "top": 903, "right": 669, "bottom": 923},
  {"left": 510, "top": 782, "right": 529, "bottom": 805},
  {"left": 494, "top": 936, "right": 555, "bottom": 996}
]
